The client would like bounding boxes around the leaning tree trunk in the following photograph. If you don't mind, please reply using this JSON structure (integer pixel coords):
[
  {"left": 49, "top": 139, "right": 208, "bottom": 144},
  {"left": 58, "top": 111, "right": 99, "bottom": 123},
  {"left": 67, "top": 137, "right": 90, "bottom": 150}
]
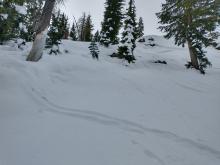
[
  {"left": 187, "top": 39, "right": 199, "bottom": 70},
  {"left": 26, "top": 0, "right": 56, "bottom": 62}
]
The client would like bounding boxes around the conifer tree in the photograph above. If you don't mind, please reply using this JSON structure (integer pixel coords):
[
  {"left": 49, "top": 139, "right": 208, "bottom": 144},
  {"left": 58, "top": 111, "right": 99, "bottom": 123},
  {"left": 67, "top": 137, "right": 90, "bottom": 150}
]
[
  {"left": 157, "top": 0, "right": 220, "bottom": 74},
  {"left": 46, "top": 11, "right": 62, "bottom": 54},
  {"left": 89, "top": 38, "right": 99, "bottom": 60},
  {"left": 23, "top": 0, "right": 44, "bottom": 42},
  {"left": 94, "top": 30, "right": 101, "bottom": 42},
  {"left": 46, "top": 10, "right": 69, "bottom": 54},
  {"left": 136, "top": 17, "right": 144, "bottom": 39},
  {"left": 100, "top": 0, "right": 125, "bottom": 47},
  {"left": 70, "top": 21, "right": 78, "bottom": 41},
  {"left": 59, "top": 12, "right": 69, "bottom": 39},
  {"left": 0, "top": 1, "right": 12, "bottom": 44},
  {"left": 84, "top": 14, "right": 94, "bottom": 41},
  {"left": 115, "top": 0, "right": 137, "bottom": 63},
  {"left": 77, "top": 12, "right": 86, "bottom": 41},
  {"left": 0, "top": 0, "right": 26, "bottom": 44}
]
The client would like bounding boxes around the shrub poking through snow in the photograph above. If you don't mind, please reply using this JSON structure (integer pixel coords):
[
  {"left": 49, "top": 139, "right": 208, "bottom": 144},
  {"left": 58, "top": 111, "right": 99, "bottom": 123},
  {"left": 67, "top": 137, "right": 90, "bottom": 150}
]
[
  {"left": 154, "top": 60, "right": 167, "bottom": 65},
  {"left": 89, "top": 39, "right": 99, "bottom": 60},
  {"left": 138, "top": 37, "right": 145, "bottom": 43}
]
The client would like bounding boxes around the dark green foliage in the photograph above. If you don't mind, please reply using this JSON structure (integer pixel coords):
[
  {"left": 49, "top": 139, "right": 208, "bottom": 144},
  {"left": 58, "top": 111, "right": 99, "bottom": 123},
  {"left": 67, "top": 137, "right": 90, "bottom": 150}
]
[
  {"left": 77, "top": 13, "right": 94, "bottom": 41},
  {"left": 89, "top": 39, "right": 99, "bottom": 60},
  {"left": 22, "top": 0, "right": 44, "bottom": 42},
  {"left": 46, "top": 11, "right": 69, "bottom": 54},
  {"left": 46, "top": 13, "right": 61, "bottom": 54},
  {"left": 77, "top": 12, "right": 86, "bottom": 41},
  {"left": 59, "top": 13, "right": 69, "bottom": 39},
  {"left": 116, "top": 46, "right": 136, "bottom": 63},
  {"left": 157, "top": 0, "right": 220, "bottom": 73},
  {"left": 136, "top": 17, "right": 144, "bottom": 39},
  {"left": 94, "top": 30, "right": 101, "bottom": 42},
  {"left": 0, "top": 0, "right": 26, "bottom": 44},
  {"left": 70, "top": 21, "right": 78, "bottom": 41},
  {"left": 121, "top": 0, "right": 137, "bottom": 46},
  {"left": 115, "top": 0, "right": 137, "bottom": 63},
  {"left": 100, "top": 0, "right": 125, "bottom": 47},
  {"left": 0, "top": 0, "right": 44, "bottom": 43},
  {"left": 84, "top": 14, "right": 94, "bottom": 41}
]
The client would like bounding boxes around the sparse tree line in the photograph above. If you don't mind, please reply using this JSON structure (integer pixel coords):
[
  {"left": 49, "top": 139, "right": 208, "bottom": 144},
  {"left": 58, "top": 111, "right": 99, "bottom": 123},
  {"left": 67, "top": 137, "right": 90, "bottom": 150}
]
[{"left": 0, "top": 0, "right": 219, "bottom": 74}]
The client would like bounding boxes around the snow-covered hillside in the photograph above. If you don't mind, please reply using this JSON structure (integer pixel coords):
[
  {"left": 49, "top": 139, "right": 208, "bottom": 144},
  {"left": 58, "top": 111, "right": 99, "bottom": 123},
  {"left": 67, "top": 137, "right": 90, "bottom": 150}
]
[{"left": 0, "top": 36, "right": 220, "bottom": 165}]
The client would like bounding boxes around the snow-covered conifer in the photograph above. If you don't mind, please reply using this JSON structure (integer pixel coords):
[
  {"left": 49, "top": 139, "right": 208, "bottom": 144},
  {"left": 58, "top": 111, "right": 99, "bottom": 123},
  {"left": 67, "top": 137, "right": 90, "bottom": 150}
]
[
  {"left": 46, "top": 11, "right": 69, "bottom": 55},
  {"left": 136, "top": 17, "right": 144, "bottom": 39},
  {"left": 116, "top": 0, "right": 137, "bottom": 63},
  {"left": 46, "top": 12, "right": 61, "bottom": 55},
  {"left": 0, "top": 0, "right": 26, "bottom": 44},
  {"left": 100, "top": 0, "right": 125, "bottom": 47},
  {"left": 24, "top": 0, "right": 44, "bottom": 42}
]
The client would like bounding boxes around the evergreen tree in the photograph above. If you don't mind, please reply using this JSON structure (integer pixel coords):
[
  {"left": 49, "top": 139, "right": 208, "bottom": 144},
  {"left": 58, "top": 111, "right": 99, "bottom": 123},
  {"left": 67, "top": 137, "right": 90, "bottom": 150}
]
[
  {"left": 23, "top": 0, "right": 44, "bottom": 42},
  {"left": 100, "top": 0, "right": 125, "bottom": 47},
  {"left": 115, "top": 0, "right": 137, "bottom": 63},
  {"left": 136, "top": 17, "right": 144, "bottom": 39},
  {"left": 59, "top": 13, "right": 69, "bottom": 39},
  {"left": 0, "top": 0, "right": 26, "bottom": 44},
  {"left": 94, "top": 30, "right": 101, "bottom": 42},
  {"left": 0, "top": 0, "right": 12, "bottom": 43},
  {"left": 84, "top": 14, "right": 94, "bottom": 41},
  {"left": 46, "top": 10, "right": 69, "bottom": 54},
  {"left": 46, "top": 11, "right": 62, "bottom": 55},
  {"left": 70, "top": 21, "right": 78, "bottom": 41},
  {"left": 157, "top": 0, "right": 220, "bottom": 74},
  {"left": 77, "top": 12, "right": 86, "bottom": 41},
  {"left": 89, "top": 38, "right": 99, "bottom": 60}
]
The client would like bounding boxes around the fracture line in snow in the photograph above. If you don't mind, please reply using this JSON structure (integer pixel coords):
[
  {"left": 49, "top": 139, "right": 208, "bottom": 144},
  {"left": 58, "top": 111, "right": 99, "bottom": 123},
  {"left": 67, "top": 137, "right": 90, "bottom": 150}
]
[{"left": 29, "top": 86, "right": 220, "bottom": 160}]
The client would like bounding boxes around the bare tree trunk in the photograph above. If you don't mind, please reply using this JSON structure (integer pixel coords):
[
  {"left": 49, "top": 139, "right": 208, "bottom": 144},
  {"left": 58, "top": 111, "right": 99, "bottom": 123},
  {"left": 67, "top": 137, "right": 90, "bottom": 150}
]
[
  {"left": 27, "top": 0, "right": 56, "bottom": 62},
  {"left": 187, "top": 39, "right": 199, "bottom": 69}
]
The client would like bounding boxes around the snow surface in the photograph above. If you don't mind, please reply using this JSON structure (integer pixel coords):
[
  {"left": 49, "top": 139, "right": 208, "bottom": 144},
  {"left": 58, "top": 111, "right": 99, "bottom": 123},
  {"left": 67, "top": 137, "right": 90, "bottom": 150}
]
[
  {"left": 14, "top": 5, "right": 27, "bottom": 15},
  {"left": 0, "top": 14, "right": 8, "bottom": 19},
  {"left": 0, "top": 36, "right": 220, "bottom": 165}
]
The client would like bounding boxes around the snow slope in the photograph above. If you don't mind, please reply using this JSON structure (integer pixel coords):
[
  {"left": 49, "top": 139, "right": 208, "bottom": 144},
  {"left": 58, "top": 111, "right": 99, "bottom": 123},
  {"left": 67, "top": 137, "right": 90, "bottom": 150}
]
[{"left": 0, "top": 36, "right": 220, "bottom": 165}]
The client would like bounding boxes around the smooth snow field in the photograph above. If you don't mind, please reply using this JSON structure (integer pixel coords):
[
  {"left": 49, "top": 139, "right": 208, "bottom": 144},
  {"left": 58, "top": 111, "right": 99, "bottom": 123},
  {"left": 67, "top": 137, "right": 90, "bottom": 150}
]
[{"left": 0, "top": 36, "right": 220, "bottom": 165}]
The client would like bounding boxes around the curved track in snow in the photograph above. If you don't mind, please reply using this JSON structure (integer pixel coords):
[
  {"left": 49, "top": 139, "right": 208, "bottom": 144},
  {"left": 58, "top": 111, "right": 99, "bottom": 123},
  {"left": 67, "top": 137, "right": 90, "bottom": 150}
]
[{"left": 28, "top": 86, "right": 220, "bottom": 162}]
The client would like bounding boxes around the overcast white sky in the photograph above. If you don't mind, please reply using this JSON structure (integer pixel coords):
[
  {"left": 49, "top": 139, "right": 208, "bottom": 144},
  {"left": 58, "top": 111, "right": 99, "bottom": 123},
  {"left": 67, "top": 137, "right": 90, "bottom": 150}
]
[{"left": 60, "top": 0, "right": 165, "bottom": 35}]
